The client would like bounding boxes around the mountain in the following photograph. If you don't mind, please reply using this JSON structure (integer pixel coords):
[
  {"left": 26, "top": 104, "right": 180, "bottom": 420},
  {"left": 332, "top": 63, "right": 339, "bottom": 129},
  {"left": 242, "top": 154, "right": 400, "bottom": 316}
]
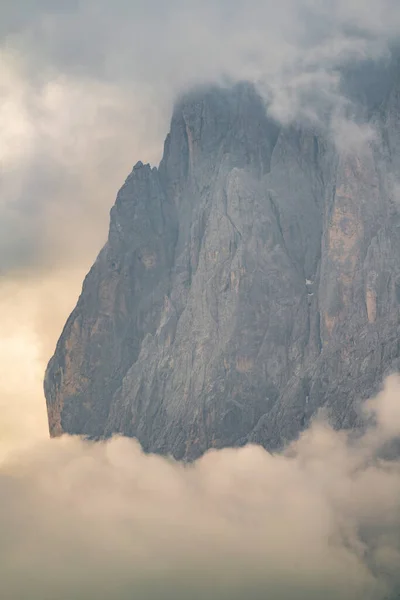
[{"left": 45, "top": 57, "right": 400, "bottom": 460}]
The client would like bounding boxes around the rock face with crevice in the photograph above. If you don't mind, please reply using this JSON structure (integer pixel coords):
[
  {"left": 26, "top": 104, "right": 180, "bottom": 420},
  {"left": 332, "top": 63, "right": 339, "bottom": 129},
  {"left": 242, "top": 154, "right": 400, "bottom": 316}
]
[{"left": 45, "top": 64, "right": 400, "bottom": 460}]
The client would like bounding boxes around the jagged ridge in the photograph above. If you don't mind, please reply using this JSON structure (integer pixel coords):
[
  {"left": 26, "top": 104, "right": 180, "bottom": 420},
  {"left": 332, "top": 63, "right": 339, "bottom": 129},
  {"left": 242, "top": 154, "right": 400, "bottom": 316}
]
[{"left": 45, "top": 69, "right": 400, "bottom": 460}]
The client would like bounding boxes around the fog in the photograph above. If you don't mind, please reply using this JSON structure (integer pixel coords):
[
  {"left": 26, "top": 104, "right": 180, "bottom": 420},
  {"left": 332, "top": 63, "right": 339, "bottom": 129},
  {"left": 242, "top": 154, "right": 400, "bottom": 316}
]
[
  {"left": 1, "top": 1, "right": 400, "bottom": 598},
  {"left": 0, "top": 377, "right": 399, "bottom": 599}
]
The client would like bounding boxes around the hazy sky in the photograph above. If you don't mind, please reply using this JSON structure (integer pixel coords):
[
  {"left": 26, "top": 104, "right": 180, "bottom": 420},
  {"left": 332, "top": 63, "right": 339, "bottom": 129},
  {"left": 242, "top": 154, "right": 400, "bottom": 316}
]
[{"left": 1, "top": 2, "right": 400, "bottom": 597}]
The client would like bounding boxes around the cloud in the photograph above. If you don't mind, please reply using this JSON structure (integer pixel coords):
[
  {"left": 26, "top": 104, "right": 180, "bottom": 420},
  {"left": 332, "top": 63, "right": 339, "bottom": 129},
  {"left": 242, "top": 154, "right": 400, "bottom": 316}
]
[
  {"left": 1, "top": 0, "right": 399, "bottom": 277},
  {"left": 0, "top": 48, "right": 165, "bottom": 276},
  {"left": 331, "top": 117, "right": 377, "bottom": 154},
  {"left": 0, "top": 6, "right": 400, "bottom": 596},
  {"left": 0, "top": 377, "right": 399, "bottom": 599}
]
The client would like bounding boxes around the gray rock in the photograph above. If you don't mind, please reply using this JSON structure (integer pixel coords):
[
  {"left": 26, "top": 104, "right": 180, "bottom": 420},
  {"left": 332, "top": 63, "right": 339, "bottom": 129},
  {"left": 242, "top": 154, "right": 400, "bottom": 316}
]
[{"left": 45, "top": 65, "right": 400, "bottom": 460}]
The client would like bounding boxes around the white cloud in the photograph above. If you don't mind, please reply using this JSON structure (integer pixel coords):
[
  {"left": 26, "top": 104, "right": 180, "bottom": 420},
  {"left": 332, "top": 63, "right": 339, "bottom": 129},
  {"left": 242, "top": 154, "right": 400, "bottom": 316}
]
[{"left": 0, "top": 378, "right": 399, "bottom": 599}]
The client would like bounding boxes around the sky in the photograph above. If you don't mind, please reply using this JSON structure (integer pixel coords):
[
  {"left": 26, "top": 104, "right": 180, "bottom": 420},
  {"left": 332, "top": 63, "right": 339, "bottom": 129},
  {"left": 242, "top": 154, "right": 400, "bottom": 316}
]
[{"left": 1, "top": 1, "right": 400, "bottom": 598}]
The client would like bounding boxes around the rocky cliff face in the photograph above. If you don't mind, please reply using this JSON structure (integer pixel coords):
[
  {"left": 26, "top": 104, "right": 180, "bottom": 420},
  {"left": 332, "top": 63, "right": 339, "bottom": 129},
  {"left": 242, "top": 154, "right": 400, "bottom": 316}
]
[{"left": 45, "top": 61, "right": 400, "bottom": 460}]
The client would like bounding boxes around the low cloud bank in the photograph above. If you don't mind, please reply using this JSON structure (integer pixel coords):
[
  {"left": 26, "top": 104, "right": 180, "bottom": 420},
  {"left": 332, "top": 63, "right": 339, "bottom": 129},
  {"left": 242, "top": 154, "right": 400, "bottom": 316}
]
[{"left": 1, "top": 376, "right": 399, "bottom": 600}]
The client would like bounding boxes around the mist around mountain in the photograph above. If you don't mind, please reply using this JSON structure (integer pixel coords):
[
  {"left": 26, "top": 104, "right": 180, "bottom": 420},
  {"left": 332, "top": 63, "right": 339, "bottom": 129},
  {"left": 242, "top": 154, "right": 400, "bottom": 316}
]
[
  {"left": 45, "top": 50, "right": 400, "bottom": 463},
  {"left": 2, "top": 3, "right": 400, "bottom": 599},
  {"left": 2, "top": 376, "right": 400, "bottom": 599}
]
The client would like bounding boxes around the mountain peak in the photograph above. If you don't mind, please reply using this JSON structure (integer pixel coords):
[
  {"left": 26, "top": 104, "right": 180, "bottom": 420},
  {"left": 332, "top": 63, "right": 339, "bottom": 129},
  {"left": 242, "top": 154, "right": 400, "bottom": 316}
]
[
  {"left": 45, "top": 66, "right": 400, "bottom": 461},
  {"left": 160, "top": 81, "right": 280, "bottom": 188}
]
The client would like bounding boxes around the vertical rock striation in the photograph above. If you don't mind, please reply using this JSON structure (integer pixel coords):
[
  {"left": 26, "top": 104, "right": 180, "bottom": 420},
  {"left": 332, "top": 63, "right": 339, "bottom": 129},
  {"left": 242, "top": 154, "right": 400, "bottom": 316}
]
[{"left": 45, "top": 64, "right": 400, "bottom": 459}]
